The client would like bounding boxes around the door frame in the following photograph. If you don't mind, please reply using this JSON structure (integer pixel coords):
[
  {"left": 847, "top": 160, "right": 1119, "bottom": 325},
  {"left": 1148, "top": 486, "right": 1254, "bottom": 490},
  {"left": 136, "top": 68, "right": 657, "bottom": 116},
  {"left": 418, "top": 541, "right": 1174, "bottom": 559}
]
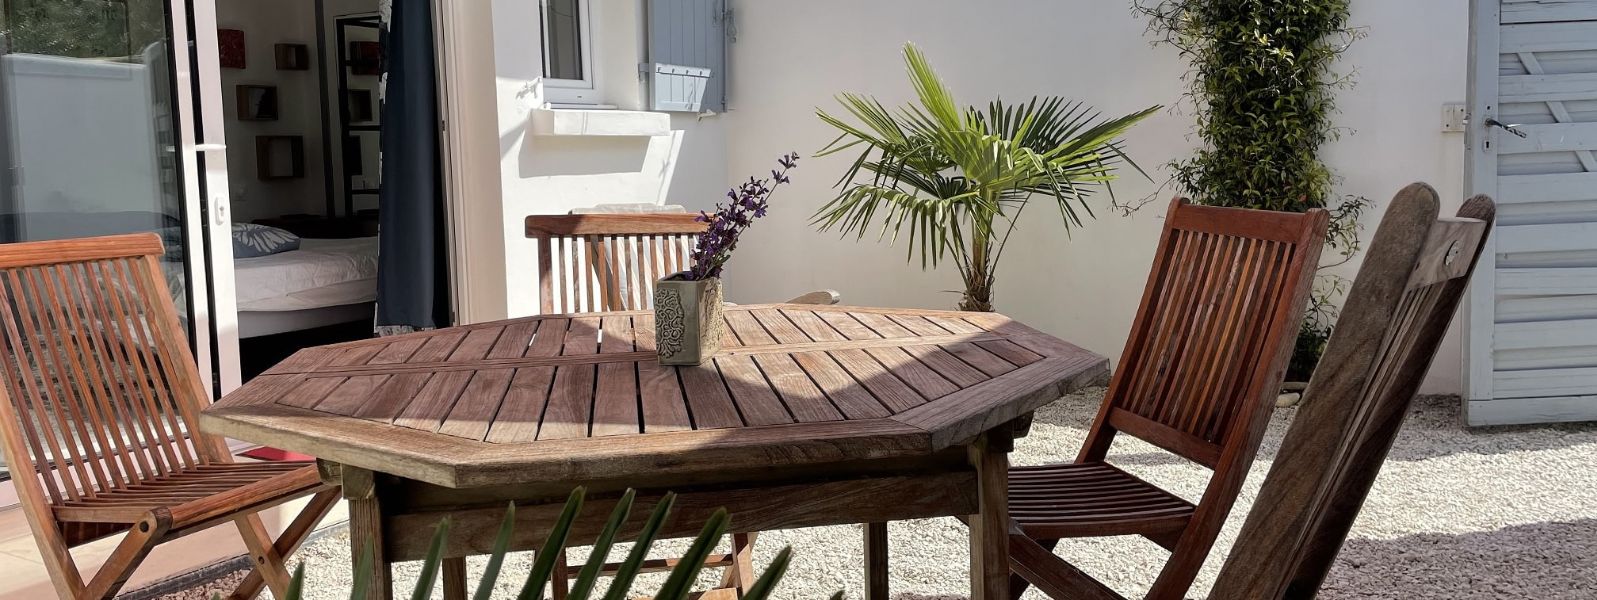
[
  {"left": 434, "top": 0, "right": 505, "bottom": 326},
  {"left": 179, "top": 0, "right": 244, "bottom": 398},
  {"left": 1464, "top": 0, "right": 1500, "bottom": 423},
  {"left": 180, "top": 0, "right": 478, "bottom": 393},
  {"left": 0, "top": 30, "right": 13, "bottom": 230},
  {"left": 0, "top": 0, "right": 240, "bottom": 497}
]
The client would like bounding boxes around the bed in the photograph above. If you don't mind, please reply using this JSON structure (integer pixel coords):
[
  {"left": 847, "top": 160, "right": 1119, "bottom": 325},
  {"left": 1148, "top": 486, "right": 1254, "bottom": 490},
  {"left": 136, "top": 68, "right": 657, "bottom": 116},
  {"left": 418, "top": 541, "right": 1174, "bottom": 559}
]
[{"left": 235, "top": 237, "right": 379, "bottom": 338}]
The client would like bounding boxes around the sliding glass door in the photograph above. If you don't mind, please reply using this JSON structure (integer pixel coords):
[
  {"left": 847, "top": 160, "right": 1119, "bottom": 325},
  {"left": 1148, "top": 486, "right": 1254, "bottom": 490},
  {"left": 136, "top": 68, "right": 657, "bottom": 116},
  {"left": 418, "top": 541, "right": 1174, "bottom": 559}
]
[{"left": 0, "top": 0, "right": 241, "bottom": 482}]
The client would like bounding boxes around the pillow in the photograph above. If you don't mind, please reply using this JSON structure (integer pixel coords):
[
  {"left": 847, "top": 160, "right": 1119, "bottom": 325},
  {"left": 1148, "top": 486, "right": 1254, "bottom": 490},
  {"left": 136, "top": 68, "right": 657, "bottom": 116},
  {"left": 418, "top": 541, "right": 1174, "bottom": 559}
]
[{"left": 232, "top": 223, "right": 301, "bottom": 258}]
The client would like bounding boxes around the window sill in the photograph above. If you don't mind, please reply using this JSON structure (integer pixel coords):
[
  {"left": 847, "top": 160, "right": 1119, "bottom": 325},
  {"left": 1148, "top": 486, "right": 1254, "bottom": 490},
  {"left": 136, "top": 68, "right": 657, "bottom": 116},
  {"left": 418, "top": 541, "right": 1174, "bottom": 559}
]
[{"left": 529, "top": 107, "right": 671, "bottom": 137}]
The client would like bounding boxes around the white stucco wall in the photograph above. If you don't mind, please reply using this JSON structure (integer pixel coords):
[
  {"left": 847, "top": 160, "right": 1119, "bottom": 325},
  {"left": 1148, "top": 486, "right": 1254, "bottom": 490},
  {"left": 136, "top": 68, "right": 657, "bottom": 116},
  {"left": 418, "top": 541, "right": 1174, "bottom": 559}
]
[
  {"left": 461, "top": 0, "right": 728, "bottom": 320},
  {"left": 449, "top": 0, "right": 1472, "bottom": 393},
  {"left": 215, "top": 0, "right": 329, "bottom": 222},
  {"left": 708, "top": 0, "right": 1472, "bottom": 393}
]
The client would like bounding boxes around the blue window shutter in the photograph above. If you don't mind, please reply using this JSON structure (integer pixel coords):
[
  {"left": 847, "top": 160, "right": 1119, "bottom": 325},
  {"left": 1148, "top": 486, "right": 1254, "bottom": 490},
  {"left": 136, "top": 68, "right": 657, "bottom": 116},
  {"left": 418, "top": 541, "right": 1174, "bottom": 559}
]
[{"left": 647, "top": 0, "right": 728, "bottom": 112}]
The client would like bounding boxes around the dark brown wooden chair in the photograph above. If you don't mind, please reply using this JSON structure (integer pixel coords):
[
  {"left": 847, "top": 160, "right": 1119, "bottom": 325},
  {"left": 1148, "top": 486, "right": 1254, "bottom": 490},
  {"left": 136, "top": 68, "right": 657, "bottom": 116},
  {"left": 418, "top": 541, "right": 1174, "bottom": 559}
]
[
  {"left": 0, "top": 233, "right": 338, "bottom": 599},
  {"left": 526, "top": 213, "right": 839, "bottom": 314},
  {"left": 1002, "top": 199, "right": 1328, "bottom": 600},
  {"left": 1209, "top": 185, "right": 1495, "bottom": 599}
]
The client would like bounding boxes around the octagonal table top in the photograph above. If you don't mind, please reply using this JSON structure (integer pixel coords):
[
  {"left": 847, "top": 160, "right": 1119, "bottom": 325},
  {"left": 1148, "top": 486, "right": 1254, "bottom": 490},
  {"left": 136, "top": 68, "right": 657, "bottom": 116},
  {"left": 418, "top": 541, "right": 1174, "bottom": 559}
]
[{"left": 201, "top": 305, "right": 1108, "bottom": 488}]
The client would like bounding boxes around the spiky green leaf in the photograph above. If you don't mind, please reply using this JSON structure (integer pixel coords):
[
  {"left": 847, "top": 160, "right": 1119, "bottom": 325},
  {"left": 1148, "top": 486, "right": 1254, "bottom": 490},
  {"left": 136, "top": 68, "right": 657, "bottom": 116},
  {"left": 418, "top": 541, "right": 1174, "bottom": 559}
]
[
  {"left": 516, "top": 487, "right": 588, "bottom": 600},
  {"left": 472, "top": 502, "right": 518, "bottom": 600},
  {"left": 410, "top": 517, "right": 451, "bottom": 600},
  {"left": 653, "top": 509, "right": 731, "bottom": 600},
  {"left": 601, "top": 493, "right": 678, "bottom": 600}
]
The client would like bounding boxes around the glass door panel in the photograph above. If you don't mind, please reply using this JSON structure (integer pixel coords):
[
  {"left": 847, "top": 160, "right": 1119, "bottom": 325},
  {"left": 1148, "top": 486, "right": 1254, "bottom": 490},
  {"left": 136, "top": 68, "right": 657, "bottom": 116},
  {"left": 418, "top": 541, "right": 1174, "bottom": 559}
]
[{"left": 0, "top": 0, "right": 239, "bottom": 483}]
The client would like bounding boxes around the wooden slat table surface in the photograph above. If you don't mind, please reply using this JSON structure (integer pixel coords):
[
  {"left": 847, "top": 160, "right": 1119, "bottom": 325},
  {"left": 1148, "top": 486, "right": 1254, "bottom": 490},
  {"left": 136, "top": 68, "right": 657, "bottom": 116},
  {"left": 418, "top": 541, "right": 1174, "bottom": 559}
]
[
  {"left": 200, "top": 304, "right": 1108, "bottom": 600},
  {"left": 203, "top": 304, "right": 1106, "bottom": 489}
]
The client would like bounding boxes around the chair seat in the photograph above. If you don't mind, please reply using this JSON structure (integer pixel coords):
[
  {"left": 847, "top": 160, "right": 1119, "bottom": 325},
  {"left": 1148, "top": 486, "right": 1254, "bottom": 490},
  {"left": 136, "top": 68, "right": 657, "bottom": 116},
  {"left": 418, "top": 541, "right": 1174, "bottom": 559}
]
[
  {"left": 52, "top": 462, "right": 324, "bottom": 528},
  {"left": 1008, "top": 462, "right": 1194, "bottom": 539}
]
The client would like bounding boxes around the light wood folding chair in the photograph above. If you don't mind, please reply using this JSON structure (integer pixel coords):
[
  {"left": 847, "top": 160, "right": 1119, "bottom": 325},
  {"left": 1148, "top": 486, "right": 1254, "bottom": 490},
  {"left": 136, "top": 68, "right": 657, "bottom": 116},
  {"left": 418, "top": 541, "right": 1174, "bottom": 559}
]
[
  {"left": 1000, "top": 199, "right": 1328, "bottom": 600},
  {"left": 515, "top": 213, "right": 838, "bottom": 599},
  {"left": 0, "top": 233, "right": 338, "bottom": 600},
  {"left": 1209, "top": 185, "right": 1495, "bottom": 599},
  {"left": 525, "top": 213, "right": 840, "bottom": 314}
]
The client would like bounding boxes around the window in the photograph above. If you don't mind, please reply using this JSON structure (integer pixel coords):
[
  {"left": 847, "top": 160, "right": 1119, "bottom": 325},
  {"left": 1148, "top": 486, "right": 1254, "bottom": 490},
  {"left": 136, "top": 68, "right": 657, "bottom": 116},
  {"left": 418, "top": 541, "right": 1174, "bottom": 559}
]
[{"left": 540, "top": 0, "right": 596, "bottom": 104}]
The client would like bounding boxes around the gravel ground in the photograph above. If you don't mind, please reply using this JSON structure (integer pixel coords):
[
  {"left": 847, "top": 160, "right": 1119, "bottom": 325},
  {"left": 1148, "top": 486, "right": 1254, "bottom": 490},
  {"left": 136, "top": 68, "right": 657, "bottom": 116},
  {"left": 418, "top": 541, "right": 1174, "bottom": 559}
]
[{"left": 143, "top": 388, "right": 1597, "bottom": 599}]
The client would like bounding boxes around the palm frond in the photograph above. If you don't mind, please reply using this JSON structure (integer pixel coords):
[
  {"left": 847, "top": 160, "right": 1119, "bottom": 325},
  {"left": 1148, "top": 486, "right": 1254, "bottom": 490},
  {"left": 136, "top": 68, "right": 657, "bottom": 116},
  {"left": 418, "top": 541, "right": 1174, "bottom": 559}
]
[
  {"left": 568, "top": 489, "right": 637, "bottom": 600},
  {"left": 471, "top": 503, "right": 518, "bottom": 600},
  {"left": 812, "top": 42, "right": 1159, "bottom": 310}
]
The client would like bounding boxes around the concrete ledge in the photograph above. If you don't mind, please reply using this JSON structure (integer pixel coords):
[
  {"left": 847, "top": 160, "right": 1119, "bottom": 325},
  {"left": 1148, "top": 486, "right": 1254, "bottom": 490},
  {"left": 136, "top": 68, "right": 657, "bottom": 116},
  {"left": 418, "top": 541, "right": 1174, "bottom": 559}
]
[{"left": 529, "top": 108, "right": 671, "bottom": 137}]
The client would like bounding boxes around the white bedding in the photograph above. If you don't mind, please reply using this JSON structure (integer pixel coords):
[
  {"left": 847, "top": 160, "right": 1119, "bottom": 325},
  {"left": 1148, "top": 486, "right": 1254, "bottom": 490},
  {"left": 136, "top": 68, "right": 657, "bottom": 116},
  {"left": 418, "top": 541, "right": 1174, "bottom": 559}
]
[{"left": 235, "top": 237, "right": 379, "bottom": 312}]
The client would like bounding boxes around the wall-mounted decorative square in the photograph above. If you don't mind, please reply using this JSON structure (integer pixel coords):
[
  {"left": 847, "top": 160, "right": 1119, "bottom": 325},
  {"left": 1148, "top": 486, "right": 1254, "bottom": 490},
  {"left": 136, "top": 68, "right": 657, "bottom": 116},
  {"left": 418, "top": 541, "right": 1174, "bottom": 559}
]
[
  {"left": 343, "top": 136, "right": 365, "bottom": 177},
  {"left": 257, "top": 136, "right": 305, "bottom": 180},
  {"left": 275, "top": 44, "right": 310, "bottom": 70},
  {"left": 219, "top": 29, "right": 246, "bottom": 69},
  {"left": 236, "top": 85, "right": 279, "bottom": 121},
  {"left": 349, "top": 41, "right": 382, "bottom": 75},
  {"left": 346, "top": 89, "right": 374, "bottom": 122}
]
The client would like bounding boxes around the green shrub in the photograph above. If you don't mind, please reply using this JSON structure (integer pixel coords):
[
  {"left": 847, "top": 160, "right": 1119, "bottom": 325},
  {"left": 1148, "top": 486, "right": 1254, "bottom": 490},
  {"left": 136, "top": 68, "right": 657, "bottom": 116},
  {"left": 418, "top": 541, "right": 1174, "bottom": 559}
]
[{"left": 1138, "top": 0, "right": 1371, "bottom": 379}]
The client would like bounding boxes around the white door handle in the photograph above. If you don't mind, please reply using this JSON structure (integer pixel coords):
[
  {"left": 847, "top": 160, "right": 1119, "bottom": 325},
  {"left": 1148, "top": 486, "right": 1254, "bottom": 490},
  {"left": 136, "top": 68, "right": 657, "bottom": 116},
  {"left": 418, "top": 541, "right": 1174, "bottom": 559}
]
[{"left": 195, "top": 143, "right": 227, "bottom": 152}]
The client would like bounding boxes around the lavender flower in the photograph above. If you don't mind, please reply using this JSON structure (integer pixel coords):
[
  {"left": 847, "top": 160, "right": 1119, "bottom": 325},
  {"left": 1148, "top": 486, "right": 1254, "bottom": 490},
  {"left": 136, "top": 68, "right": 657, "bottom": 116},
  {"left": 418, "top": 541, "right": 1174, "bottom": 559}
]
[{"left": 685, "top": 153, "right": 800, "bottom": 281}]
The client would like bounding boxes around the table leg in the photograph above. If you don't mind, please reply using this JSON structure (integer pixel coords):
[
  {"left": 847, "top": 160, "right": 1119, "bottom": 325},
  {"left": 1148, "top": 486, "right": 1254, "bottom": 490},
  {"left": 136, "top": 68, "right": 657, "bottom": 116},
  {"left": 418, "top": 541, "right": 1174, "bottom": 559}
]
[
  {"left": 969, "top": 436, "right": 1011, "bottom": 600},
  {"left": 864, "top": 522, "right": 889, "bottom": 600},
  {"left": 343, "top": 466, "right": 393, "bottom": 600},
  {"left": 443, "top": 557, "right": 467, "bottom": 600}
]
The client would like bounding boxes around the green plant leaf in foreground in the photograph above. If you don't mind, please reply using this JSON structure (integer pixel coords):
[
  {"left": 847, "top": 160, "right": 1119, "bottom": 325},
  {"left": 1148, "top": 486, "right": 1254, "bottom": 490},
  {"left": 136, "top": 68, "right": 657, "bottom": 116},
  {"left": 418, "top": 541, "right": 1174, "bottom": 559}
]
[
  {"left": 285, "top": 487, "right": 794, "bottom": 600},
  {"left": 569, "top": 489, "right": 638, "bottom": 600},
  {"left": 601, "top": 492, "right": 679, "bottom": 600},
  {"left": 473, "top": 502, "right": 518, "bottom": 600},
  {"left": 739, "top": 546, "right": 793, "bottom": 600},
  {"left": 516, "top": 487, "right": 587, "bottom": 600},
  {"left": 346, "top": 542, "right": 374, "bottom": 600},
  {"left": 286, "top": 562, "right": 305, "bottom": 600},
  {"left": 410, "top": 517, "right": 452, "bottom": 600},
  {"left": 653, "top": 508, "right": 731, "bottom": 600}
]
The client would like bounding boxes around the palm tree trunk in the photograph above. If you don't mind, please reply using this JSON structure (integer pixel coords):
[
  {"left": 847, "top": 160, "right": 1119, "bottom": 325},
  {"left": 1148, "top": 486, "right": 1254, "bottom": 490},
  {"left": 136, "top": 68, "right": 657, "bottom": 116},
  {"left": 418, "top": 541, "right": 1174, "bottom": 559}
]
[{"left": 960, "top": 235, "right": 995, "bottom": 312}]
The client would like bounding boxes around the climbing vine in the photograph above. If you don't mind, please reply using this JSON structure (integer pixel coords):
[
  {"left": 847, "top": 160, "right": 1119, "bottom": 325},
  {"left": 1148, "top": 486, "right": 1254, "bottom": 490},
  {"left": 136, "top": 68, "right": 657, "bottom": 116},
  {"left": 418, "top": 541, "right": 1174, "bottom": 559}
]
[{"left": 1138, "top": 0, "right": 1371, "bottom": 381}]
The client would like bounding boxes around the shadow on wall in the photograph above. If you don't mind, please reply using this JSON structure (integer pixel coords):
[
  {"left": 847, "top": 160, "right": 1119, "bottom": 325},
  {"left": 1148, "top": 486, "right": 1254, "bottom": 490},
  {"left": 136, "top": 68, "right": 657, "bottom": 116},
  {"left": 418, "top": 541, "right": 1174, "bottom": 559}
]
[{"left": 520, "top": 134, "right": 651, "bottom": 177}]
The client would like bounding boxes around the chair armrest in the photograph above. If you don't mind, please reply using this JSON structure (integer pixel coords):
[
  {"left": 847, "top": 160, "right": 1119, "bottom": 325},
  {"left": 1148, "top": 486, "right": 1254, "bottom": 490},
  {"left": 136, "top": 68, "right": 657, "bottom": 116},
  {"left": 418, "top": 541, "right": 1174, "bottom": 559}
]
[{"left": 785, "top": 289, "right": 841, "bottom": 305}]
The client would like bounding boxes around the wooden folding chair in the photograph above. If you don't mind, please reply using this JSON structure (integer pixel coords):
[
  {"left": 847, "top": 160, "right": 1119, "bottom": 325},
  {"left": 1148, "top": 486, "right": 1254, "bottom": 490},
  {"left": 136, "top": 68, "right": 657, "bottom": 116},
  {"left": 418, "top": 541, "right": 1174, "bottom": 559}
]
[
  {"left": 1001, "top": 199, "right": 1327, "bottom": 600},
  {"left": 526, "top": 213, "right": 840, "bottom": 315},
  {"left": 0, "top": 234, "right": 338, "bottom": 600},
  {"left": 1209, "top": 185, "right": 1495, "bottom": 599},
  {"left": 513, "top": 213, "right": 839, "bottom": 599}
]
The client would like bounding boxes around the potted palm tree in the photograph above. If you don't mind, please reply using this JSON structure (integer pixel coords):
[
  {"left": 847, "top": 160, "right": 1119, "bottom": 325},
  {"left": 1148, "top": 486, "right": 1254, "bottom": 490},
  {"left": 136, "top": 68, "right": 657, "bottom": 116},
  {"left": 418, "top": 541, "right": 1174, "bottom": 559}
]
[{"left": 813, "top": 44, "right": 1158, "bottom": 312}]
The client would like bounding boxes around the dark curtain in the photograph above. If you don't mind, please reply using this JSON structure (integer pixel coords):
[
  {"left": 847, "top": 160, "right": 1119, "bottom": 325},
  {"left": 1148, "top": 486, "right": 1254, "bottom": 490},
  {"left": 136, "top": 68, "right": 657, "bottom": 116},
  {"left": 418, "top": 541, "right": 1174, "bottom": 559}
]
[{"left": 374, "top": 0, "right": 450, "bottom": 334}]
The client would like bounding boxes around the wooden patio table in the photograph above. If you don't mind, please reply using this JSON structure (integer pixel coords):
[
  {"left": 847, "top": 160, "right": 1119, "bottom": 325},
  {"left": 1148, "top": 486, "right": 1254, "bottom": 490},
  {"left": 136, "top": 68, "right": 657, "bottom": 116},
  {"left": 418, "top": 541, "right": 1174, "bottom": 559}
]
[{"left": 200, "top": 304, "right": 1107, "bottom": 600}]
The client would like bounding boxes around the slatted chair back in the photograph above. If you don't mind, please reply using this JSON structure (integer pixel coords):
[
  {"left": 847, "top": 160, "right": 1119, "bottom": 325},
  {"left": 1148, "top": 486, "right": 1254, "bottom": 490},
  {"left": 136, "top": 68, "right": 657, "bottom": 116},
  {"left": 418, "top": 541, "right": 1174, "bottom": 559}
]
[
  {"left": 1079, "top": 198, "right": 1328, "bottom": 472},
  {"left": 0, "top": 233, "right": 223, "bottom": 512},
  {"left": 1210, "top": 186, "right": 1495, "bottom": 599},
  {"left": 525, "top": 213, "right": 707, "bottom": 314}
]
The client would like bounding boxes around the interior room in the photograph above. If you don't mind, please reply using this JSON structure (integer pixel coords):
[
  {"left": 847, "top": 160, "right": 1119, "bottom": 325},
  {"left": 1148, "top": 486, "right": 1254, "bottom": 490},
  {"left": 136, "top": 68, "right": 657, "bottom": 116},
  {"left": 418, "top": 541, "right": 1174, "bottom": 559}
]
[{"left": 215, "top": 0, "right": 384, "bottom": 377}]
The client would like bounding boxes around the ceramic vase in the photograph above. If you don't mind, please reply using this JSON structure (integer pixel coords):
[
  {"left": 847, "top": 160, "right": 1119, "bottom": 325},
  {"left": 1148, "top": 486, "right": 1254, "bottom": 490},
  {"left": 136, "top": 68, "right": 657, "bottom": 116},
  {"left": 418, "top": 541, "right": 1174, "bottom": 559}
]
[{"left": 653, "top": 273, "right": 724, "bottom": 365}]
